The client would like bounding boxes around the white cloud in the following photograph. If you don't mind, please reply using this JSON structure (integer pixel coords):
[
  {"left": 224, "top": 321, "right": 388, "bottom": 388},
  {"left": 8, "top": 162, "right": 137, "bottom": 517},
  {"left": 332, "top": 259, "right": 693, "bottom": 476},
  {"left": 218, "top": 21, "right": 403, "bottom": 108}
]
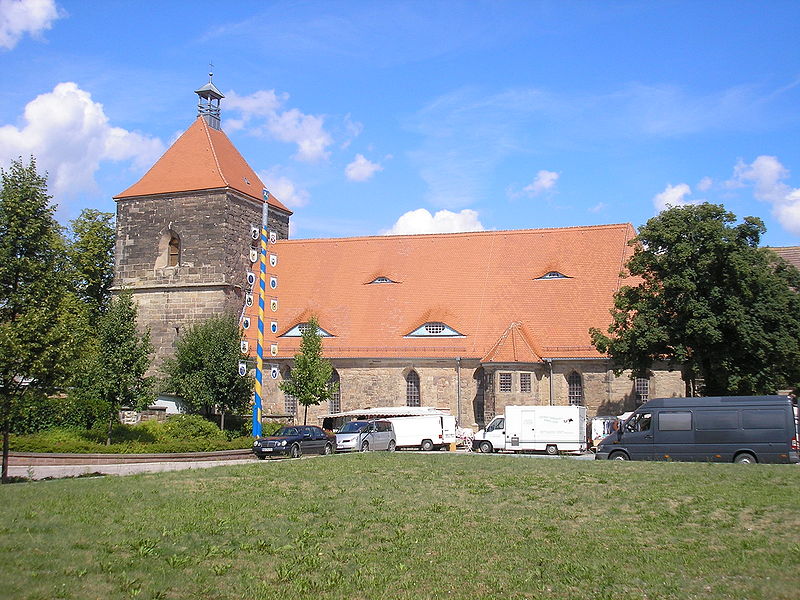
[
  {"left": 340, "top": 113, "right": 363, "bottom": 149},
  {"left": 225, "top": 89, "right": 332, "bottom": 162},
  {"left": 696, "top": 176, "right": 713, "bottom": 192},
  {"left": 382, "top": 208, "right": 484, "bottom": 235},
  {"left": 258, "top": 168, "right": 310, "bottom": 208},
  {"left": 0, "top": 82, "right": 165, "bottom": 198},
  {"left": 653, "top": 183, "right": 694, "bottom": 212},
  {"left": 345, "top": 154, "right": 382, "bottom": 182},
  {"left": 0, "top": 0, "right": 60, "bottom": 50},
  {"left": 728, "top": 155, "right": 800, "bottom": 234},
  {"left": 521, "top": 170, "right": 559, "bottom": 197},
  {"left": 588, "top": 202, "right": 607, "bottom": 214}
]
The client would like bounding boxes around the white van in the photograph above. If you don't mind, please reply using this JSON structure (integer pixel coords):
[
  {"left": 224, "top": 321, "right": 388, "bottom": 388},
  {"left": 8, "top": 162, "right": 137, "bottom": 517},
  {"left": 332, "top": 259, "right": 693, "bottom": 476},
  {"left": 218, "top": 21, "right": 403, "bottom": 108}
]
[
  {"left": 473, "top": 405, "right": 586, "bottom": 454},
  {"left": 386, "top": 415, "right": 457, "bottom": 451}
]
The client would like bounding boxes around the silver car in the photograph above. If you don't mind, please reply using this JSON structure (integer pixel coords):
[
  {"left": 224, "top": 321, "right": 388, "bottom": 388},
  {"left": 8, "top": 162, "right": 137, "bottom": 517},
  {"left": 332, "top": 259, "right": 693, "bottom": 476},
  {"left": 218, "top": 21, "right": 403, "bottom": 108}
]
[{"left": 336, "top": 420, "right": 396, "bottom": 452}]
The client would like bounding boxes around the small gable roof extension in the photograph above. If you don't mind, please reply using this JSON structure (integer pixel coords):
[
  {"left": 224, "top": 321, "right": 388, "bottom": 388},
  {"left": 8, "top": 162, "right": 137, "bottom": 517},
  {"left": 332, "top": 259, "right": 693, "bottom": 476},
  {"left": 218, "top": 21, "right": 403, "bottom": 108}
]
[
  {"left": 114, "top": 117, "right": 291, "bottom": 213},
  {"left": 245, "top": 223, "right": 635, "bottom": 363}
]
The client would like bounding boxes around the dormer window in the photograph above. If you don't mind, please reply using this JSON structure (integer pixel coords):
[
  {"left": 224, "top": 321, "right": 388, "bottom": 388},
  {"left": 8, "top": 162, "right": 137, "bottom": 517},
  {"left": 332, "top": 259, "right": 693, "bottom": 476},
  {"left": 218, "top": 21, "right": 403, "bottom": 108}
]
[
  {"left": 281, "top": 322, "right": 333, "bottom": 337},
  {"left": 368, "top": 276, "right": 397, "bottom": 284},
  {"left": 406, "top": 322, "right": 464, "bottom": 337},
  {"left": 536, "top": 271, "right": 569, "bottom": 280}
]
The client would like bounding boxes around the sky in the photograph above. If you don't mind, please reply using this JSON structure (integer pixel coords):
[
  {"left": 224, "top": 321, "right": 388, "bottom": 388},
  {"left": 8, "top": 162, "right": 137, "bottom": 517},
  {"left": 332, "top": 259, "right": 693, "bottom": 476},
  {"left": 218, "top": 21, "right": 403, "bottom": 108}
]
[{"left": 1, "top": 0, "right": 799, "bottom": 246}]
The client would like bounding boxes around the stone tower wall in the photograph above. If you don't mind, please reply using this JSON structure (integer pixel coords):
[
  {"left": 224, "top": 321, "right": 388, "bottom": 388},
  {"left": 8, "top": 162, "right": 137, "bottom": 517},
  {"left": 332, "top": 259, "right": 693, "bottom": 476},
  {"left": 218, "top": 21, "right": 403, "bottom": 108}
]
[{"left": 114, "top": 188, "right": 290, "bottom": 368}]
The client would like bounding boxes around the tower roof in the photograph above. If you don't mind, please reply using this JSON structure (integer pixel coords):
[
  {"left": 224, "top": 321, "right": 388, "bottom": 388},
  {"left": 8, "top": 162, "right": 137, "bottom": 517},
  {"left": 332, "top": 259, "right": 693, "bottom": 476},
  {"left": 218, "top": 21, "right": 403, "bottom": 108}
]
[
  {"left": 114, "top": 117, "right": 291, "bottom": 213},
  {"left": 194, "top": 80, "right": 224, "bottom": 100}
]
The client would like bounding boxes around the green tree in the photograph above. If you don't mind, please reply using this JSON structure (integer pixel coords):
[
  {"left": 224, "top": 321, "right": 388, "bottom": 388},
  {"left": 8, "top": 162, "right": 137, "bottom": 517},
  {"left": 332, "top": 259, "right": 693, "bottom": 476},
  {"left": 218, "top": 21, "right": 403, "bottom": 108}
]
[
  {"left": 280, "top": 317, "right": 337, "bottom": 425},
  {"left": 0, "top": 157, "right": 89, "bottom": 482},
  {"left": 591, "top": 203, "right": 800, "bottom": 396},
  {"left": 68, "top": 208, "right": 115, "bottom": 323},
  {"left": 161, "top": 314, "right": 252, "bottom": 426},
  {"left": 76, "top": 290, "right": 155, "bottom": 445}
]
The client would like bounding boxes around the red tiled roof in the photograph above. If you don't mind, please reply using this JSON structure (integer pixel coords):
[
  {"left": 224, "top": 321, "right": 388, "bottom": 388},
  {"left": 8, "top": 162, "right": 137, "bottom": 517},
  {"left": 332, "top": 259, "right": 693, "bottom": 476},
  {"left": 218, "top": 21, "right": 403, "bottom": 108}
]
[
  {"left": 770, "top": 246, "right": 800, "bottom": 271},
  {"left": 244, "top": 223, "right": 636, "bottom": 363},
  {"left": 114, "top": 117, "right": 291, "bottom": 213}
]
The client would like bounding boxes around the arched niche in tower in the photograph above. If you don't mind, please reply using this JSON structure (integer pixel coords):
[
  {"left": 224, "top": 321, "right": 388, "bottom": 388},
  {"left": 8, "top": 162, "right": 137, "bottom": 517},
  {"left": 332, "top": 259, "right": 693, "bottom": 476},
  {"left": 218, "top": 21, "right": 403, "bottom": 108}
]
[{"left": 155, "top": 229, "right": 181, "bottom": 269}]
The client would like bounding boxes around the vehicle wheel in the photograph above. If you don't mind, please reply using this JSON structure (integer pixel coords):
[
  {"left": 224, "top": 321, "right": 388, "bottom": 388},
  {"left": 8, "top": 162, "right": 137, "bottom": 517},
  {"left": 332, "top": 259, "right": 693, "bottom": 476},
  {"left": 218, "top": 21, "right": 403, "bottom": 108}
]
[
  {"left": 323, "top": 443, "right": 333, "bottom": 455},
  {"left": 290, "top": 444, "right": 301, "bottom": 459},
  {"left": 609, "top": 451, "right": 629, "bottom": 461},
  {"left": 360, "top": 441, "right": 370, "bottom": 452},
  {"left": 734, "top": 452, "right": 757, "bottom": 464},
  {"left": 387, "top": 440, "right": 396, "bottom": 452},
  {"left": 545, "top": 444, "right": 558, "bottom": 456},
  {"left": 256, "top": 455, "right": 266, "bottom": 460},
  {"left": 421, "top": 439, "right": 434, "bottom": 452},
  {"left": 479, "top": 441, "right": 493, "bottom": 454}
]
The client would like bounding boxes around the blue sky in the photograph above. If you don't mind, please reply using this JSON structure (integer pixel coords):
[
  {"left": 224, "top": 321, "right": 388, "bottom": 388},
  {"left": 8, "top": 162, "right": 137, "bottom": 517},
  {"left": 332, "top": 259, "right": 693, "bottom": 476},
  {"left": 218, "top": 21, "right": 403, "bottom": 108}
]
[{"left": 1, "top": 0, "right": 799, "bottom": 245}]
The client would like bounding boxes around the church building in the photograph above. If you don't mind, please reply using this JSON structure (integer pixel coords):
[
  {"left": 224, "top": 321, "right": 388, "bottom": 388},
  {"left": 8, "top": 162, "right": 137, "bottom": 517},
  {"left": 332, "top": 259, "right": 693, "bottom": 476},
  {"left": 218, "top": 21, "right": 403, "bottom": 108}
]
[{"left": 114, "top": 78, "right": 685, "bottom": 429}]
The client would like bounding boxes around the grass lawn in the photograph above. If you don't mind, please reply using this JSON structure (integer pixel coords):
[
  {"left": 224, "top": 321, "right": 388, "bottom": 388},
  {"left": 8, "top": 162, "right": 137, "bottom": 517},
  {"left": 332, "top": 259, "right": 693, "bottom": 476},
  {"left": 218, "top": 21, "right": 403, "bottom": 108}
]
[{"left": 1, "top": 453, "right": 798, "bottom": 600}]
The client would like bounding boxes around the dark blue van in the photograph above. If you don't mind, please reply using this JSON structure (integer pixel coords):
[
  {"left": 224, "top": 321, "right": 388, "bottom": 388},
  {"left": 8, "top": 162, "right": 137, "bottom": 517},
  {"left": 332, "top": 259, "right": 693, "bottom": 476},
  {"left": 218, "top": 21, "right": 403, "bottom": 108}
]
[{"left": 595, "top": 395, "right": 799, "bottom": 463}]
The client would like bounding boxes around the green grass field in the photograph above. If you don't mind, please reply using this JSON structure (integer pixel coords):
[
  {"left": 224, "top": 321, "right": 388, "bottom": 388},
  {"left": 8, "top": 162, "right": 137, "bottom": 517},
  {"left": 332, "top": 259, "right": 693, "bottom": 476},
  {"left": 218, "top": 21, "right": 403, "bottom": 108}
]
[{"left": 1, "top": 453, "right": 798, "bottom": 600}]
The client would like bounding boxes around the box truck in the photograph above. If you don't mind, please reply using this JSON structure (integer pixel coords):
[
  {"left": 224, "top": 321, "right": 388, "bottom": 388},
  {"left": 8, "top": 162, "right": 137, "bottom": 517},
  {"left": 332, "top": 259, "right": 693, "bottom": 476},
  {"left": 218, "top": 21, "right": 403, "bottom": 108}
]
[
  {"left": 595, "top": 395, "right": 800, "bottom": 463},
  {"left": 385, "top": 415, "right": 457, "bottom": 451},
  {"left": 473, "top": 405, "right": 587, "bottom": 454}
]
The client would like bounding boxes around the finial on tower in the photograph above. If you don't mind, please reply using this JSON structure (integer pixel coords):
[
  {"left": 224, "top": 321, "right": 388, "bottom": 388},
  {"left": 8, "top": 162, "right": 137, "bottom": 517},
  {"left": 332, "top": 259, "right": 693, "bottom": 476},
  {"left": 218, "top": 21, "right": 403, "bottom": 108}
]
[{"left": 195, "top": 66, "right": 224, "bottom": 130}]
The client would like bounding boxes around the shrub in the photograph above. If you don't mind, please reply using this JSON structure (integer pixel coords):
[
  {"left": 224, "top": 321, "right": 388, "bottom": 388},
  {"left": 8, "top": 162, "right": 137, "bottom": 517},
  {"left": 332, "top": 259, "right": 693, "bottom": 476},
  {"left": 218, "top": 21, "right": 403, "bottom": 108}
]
[
  {"left": 9, "top": 392, "right": 108, "bottom": 435},
  {"left": 159, "top": 414, "right": 227, "bottom": 441},
  {"left": 8, "top": 416, "right": 253, "bottom": 454}
]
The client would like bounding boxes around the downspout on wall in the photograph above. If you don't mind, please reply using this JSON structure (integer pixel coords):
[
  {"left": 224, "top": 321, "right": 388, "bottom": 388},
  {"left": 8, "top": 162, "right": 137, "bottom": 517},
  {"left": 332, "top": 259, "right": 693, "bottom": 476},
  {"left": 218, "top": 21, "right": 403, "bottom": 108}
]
[
  {"left": 545, "top": 358, "right": 554, "bottom": 406},
  {"left": 456, "top": 357, "right": 462, "bottom": 426}
]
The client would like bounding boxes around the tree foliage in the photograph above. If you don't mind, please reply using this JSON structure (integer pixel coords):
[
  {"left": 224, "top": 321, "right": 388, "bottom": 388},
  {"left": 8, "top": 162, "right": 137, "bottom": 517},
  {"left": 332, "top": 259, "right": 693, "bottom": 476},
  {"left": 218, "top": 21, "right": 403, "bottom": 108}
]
[
  {"left": 161, "top": 314, "right": 252, "bottom": 422},
  {"left": 0, "top": 157, "right": 91, "bottom": 480},
  {"left": 591, "top": 203, "right": 800, "bottom": 396},
  {"left": 67, "top": 208, "right": 115, "bottom": 323},
  {"left": 280, "top": 317, "right": 337, "bottom": 425},
  {"left": 74, "top": 290, "right": 155, "bottom": 444}
]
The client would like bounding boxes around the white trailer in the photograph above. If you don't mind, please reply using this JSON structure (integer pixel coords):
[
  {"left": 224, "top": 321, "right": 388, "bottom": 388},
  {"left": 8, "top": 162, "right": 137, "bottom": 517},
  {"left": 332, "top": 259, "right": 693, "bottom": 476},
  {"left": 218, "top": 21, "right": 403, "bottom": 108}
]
[
  {"left": 386, "top": 415, "right": 457, "bottom": 451},
  {"left": 473, "top": 405, "right": 586, "bottom": 454}
]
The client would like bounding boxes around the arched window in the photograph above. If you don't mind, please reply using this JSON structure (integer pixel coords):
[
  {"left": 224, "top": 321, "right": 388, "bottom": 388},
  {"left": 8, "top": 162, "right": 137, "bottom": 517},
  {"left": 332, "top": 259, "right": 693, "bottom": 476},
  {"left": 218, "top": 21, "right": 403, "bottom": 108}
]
[
  {"left": 406, "top": 370, "right": 420, "bottom": 407},
  {"left": 168, "top": 233, "right": 180, "bottom": 267},
  {"left": 329, "top": 370, "right": 341, "bottom": 413},
  {"left": 568, "top": 371, "right": 584, "bottom": 406}
]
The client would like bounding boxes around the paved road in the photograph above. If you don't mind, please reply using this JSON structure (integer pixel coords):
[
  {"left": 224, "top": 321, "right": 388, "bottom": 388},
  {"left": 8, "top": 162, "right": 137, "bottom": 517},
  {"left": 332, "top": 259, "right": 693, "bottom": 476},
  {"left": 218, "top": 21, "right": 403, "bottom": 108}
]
[
  {"left": 8, "top": 450, "right": 597, "bottom": 480},
  {"left": 7, "top": 458, "right": 260, "bottom": 480}
]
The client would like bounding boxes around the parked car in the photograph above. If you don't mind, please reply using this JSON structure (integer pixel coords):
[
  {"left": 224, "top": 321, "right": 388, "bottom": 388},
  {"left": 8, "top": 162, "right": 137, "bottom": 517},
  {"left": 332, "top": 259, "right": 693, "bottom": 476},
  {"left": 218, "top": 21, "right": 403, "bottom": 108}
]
[
  {"left": 336, "top": 420, "right": 396, "bottom": 452},
  {"left": 253, "top": 425, "right": 335, "bottom": 459}
]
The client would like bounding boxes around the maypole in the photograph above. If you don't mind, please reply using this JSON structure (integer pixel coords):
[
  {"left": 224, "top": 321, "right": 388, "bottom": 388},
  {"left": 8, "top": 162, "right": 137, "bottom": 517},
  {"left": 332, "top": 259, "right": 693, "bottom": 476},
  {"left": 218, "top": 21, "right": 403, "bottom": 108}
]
[{"left": 252, "top": 190, "right": 270, "bottom": 437}]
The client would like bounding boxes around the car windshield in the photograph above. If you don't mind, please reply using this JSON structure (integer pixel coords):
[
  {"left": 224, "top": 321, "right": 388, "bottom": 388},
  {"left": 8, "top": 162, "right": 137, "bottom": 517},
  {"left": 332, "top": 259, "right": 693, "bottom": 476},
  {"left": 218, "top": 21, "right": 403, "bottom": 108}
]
[
  {"left": 274, "top": 427, "right": 299, "bottom": 436},
  {"left": 339, "top": 421, "right": 370, "bottom": 433}
]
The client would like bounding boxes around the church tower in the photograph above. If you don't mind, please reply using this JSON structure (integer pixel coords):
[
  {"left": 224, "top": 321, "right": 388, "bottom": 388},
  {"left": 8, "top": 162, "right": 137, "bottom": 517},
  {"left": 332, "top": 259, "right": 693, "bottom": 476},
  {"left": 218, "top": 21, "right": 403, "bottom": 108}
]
[{"left": 113, "top": 74, "right": 292, "bottom": 366}]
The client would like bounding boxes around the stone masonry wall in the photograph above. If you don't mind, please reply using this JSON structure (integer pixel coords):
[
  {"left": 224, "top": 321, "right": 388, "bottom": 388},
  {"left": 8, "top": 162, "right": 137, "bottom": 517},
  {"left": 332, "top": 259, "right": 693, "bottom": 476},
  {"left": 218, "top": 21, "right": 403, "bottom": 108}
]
[
  {"left": 258, "top": 358, "right": 686, "bottom": 430},
  {"left": 132, "top": 286, "right": 240, "bottom": 367},
  {"left": 114, "top": 189, "right": 288, "bottom": 369}
]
